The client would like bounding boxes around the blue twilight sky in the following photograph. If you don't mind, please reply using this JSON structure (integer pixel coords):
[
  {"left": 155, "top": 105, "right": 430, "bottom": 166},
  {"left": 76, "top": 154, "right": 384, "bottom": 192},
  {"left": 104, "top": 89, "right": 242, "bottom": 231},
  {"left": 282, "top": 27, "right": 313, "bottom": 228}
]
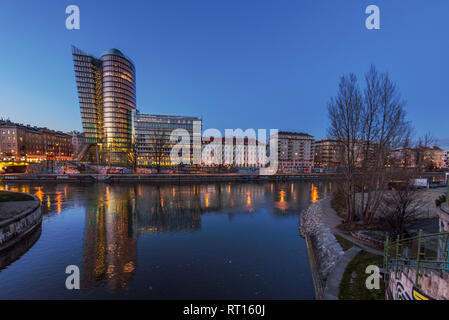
[{"left": 0, "top": 0, "right": 448, "bottom": 146}]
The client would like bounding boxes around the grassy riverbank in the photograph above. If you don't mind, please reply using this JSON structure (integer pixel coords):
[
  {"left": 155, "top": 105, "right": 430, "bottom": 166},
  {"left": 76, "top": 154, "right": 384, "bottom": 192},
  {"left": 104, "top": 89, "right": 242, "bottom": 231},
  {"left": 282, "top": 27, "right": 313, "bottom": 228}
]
[
  {"left": 334, "top": 233, "right": 385, "bottom": 300},
  {"left": 338, "top": 250, "right": 385, "bottom": 300}
]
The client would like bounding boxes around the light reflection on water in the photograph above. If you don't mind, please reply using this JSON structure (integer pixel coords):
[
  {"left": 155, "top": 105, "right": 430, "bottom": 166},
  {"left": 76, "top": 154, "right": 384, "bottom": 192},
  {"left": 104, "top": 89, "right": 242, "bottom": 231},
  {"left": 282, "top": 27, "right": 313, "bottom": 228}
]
[{"left": 0, "top": 181, "right": 333, "bottom": 299}]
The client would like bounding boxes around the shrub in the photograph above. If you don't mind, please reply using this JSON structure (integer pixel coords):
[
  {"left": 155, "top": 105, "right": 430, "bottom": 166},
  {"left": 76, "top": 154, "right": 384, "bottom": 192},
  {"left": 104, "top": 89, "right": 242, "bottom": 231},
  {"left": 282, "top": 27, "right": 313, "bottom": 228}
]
[
  {"left": 435, "top": 194, "right": 446, "bottom": 207},
  {"left": 331, "top": 186, "right": 346, "bottom": 216}
]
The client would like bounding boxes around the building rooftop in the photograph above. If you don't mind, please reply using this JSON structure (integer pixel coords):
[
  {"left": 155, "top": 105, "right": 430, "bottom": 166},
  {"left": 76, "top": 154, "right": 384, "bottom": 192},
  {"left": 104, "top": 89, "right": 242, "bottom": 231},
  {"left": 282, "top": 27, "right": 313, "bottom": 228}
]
[
  {"left": 315, "top": 138, "right": 341, "bottom": 143},
  {"left": 278, "top": 131, "right": 313, "bottom": 138},
  {"left": 102, "top": 48, "right": 125, "bottom": 58},
  {"left": 0, "top": 120, "right": 71, "bottom": 137},
  {"left": 136, "top": 112, "right": 201, "bottom": 121},
  {"left": 101, "top": 48, "right": 135, "bottom": 68},
  {"left": 72, "top": 46, "right": 135, "bottom": 68},
  {"left": 202, "top": 136, "right": 265, "bottom": 146}
]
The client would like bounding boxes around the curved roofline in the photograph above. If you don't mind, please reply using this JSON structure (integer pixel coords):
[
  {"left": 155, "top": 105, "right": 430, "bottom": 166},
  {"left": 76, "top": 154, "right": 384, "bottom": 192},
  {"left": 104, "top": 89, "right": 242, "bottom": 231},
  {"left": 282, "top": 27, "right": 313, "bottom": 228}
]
[
  {"left": 101, "top": 48, "right": 135, "bottom": 68},
  {"left": 101, "top": 48, "right": 125, "bottom": 57}
]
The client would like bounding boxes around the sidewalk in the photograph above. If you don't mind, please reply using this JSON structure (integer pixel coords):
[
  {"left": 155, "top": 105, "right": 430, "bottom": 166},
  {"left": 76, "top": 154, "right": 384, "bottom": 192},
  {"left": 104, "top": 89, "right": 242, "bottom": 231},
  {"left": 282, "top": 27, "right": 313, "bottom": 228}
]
[
  {"left": 319, "top": 198, "right": 384, "bottom": 256},
  {"left": 323, "top": 247, "right": 362, "bottom": 300},
  {"left": 0, "top": 201, "right": 39, "bottom": 221}
]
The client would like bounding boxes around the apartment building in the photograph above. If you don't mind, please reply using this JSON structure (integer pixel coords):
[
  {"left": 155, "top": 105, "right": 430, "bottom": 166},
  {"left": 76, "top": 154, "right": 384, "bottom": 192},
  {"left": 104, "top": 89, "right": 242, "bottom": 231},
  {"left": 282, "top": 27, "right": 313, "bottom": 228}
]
[
  {"left": 0, "top": 120, "right": 73, "bottom": 162},
  {"left": 277, "top": 131, "right": 314, "bottom": 173}
]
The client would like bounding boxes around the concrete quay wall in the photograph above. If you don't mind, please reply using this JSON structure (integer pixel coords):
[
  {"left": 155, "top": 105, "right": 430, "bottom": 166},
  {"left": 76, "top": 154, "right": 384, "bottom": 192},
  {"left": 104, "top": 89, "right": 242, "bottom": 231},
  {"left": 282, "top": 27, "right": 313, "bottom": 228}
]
[
  {"left": 0, "top": 193, "right": 42, "bottom": 252},
  {"left": 1, "top": 173, "right": 342, "bottom": 184}
]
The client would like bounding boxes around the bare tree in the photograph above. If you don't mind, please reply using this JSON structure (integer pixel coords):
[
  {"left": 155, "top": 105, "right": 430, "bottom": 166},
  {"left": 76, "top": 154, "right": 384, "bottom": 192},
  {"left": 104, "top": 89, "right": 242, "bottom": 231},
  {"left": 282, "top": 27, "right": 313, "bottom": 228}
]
[
  {"left": 400, "top": 128, "right": 414, "bottom": 168},
  {"left": 414, "top": 132, "right": 435, "bottom": 169},
  {"left": 381, "top": 170, "right": 424, "bottom": 237},
  {"left": 328, "top": 73, "right": 363, "bottom": 222},
  {"left": 152, "top": 130, "right": 169, "bottom": 173},
  {"left": 358, "top": 66, "right": 411, "bottom": 224},
  {"left": 328, "top": 65, "right": 412, "bottom": 225}
]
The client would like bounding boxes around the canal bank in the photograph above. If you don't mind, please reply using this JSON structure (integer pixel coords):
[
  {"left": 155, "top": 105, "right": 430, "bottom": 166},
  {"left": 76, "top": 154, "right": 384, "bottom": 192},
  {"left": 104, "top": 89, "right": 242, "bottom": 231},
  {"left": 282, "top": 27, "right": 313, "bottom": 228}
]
[
  {"left": 0, "top": 191, "right": 42, "bottom": 252},
  {"left": 1, "top": 173, "right": 341, "bottom": 183},
  {"left": 300, "top": 199, "right": 386, "bottom": 300},
  {"left": 300, "top": 200, "right": 345, "bottom": 299},
  {"left": 1, "top": 171, "right": 443, "bottom": 184}
]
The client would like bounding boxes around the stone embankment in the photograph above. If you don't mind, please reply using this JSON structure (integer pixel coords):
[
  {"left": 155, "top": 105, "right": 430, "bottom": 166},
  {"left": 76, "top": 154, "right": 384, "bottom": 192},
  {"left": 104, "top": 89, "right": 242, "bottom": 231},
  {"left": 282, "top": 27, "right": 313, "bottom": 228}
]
[
  {"left": 300, "top": 201, "right": 344, "bottom": 299},
  {"left": 0, "top": 192, "right": 42, "bottom": 252}
]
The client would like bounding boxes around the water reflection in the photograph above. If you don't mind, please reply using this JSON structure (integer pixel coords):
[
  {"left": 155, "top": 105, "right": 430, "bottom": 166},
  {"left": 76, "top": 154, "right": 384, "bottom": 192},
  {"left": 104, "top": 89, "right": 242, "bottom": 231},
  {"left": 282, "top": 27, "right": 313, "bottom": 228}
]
[
  {"left": 0, "top": 181, "right": 334, "bottom": 295},
  {"left": 82, "top": 186, "right": 137, "bottom": 289},
  {"left": 0, "top": 224, "right": 41, "bottom": 271},
  {"left": 310, "top": 184, "right": 319, "bottom": 203}
]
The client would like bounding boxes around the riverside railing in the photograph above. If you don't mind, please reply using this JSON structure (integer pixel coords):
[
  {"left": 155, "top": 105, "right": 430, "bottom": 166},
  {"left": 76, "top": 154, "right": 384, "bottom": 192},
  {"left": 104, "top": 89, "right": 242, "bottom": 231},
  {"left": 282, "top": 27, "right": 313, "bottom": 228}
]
[{"left": 384, "top": 230, "right": 449, "bottom": 288}]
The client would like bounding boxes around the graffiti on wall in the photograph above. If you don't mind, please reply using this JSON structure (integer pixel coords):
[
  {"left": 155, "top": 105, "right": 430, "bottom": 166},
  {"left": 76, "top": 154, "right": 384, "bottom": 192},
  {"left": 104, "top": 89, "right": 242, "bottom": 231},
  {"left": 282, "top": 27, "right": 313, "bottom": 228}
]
[{"left": 387, "top": 273, "right": 434, "bottom": 300}]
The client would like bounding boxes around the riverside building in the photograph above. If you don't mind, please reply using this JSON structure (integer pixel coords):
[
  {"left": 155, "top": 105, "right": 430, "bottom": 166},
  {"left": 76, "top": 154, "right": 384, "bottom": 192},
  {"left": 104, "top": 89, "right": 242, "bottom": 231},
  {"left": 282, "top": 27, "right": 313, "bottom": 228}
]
[
  {"left": 313, "top": 139, "right": 342, "bottom": 170},
  {"left": 0, "top": 120, "right": 73, "bottom": 162},
  {"left": 135, "top": 112, "right": 202, "bottom": 168},
  {"left": 201, "top": 136, "right": 266, "bottom": 169},
  {"left": 72, "top": 46, "right": 136, "bottom": 164},
  {"left": 277, "top": 131, "right": 314, "bottom": 173}
]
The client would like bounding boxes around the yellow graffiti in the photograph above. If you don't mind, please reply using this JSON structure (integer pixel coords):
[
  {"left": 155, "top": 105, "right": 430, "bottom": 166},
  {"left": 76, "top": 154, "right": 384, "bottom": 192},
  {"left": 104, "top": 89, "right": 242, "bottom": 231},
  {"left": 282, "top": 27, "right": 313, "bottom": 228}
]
[{"left": 412, "top": 287, "right": 432, "bottom": 300}]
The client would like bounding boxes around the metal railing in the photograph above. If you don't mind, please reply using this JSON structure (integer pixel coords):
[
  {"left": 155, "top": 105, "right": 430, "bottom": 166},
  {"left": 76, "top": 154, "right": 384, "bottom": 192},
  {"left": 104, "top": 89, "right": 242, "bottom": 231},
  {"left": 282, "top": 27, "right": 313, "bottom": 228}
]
[{"left": 384, "top": 230, "right": 449, "bottom": 288}]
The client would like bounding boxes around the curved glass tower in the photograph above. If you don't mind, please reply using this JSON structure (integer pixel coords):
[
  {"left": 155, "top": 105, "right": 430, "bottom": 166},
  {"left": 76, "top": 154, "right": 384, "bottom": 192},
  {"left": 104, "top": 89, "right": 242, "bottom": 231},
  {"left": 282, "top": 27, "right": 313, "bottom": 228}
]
[
  {"left": 72, "top": 47, "right": 136, "bottom": 164},
  {"left": 101, "top": 49, "right": 136, "bottom": 164}
]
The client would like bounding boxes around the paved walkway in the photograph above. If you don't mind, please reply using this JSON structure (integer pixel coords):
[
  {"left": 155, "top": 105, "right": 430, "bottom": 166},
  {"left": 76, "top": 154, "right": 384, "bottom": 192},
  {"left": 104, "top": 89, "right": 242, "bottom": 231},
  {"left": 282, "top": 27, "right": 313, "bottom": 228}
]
[
  {"left": 0, "top": 201, "right": 39, "bottom": 221},
  {"left": 320, "top": 198, "right": 384, "bottom": 256},
  {"left": 323, "top": 247, "right": 361, "bottom": 300}
]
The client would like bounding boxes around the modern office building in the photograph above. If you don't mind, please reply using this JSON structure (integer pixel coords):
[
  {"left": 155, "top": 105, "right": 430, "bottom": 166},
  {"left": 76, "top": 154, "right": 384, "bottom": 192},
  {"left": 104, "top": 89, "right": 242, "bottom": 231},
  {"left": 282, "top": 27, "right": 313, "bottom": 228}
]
[
  {"left": 0, "top": 120, "right": 73, "bottom": 162},
  {"left": 135, "top": 112, "right": 202, "bottom": 168},
  {"left": 72, "top": 46, "right": 136, "bottom": 164},
  {"left": 277, "top": 131, "right": 314, "bottom": 173}
]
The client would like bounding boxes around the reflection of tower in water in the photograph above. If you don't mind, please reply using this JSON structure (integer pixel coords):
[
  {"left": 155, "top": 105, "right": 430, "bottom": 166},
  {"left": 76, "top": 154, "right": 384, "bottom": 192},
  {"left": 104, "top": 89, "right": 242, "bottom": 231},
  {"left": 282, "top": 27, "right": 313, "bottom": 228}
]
[{"left": 82, "top": 186, "right": 137, "bottom": 289}]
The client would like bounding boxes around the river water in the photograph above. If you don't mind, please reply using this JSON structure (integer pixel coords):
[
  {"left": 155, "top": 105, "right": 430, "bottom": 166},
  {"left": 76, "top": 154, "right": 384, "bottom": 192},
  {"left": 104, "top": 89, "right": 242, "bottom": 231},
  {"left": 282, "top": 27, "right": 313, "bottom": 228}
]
[{"left": 0, "top": 181, "right": 333, "bottom": 299}]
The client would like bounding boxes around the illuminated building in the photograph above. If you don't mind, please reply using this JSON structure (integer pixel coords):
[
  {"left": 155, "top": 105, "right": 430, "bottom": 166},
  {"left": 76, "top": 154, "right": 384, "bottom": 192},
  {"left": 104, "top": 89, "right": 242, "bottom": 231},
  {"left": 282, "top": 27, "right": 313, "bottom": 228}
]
[
  {"left": 391, "top": 146, "right": 444, "bottom": 169},
  {"left": 135, "top": 112, "right": 201, "bottom": 168},
  {"left": 277, "top": 131, "right": 314, "bottom": 173},
  {"left": 201, "top": 136, "right": 266, "bottom": 168},
  {"left": 72, "top": 46, "right": 136, "bottom": 164},
  {"left": 443, "top": 150, "right": 449, "bottom": 168},
  {"left": 314, "top": 138, "right": 378, "bottom": 169},
  {"left": 0, "top": 120, "right": 73, "bottom": 162},
  {"left": 313, "top": 139, "right": 342, "bottom": 169}
]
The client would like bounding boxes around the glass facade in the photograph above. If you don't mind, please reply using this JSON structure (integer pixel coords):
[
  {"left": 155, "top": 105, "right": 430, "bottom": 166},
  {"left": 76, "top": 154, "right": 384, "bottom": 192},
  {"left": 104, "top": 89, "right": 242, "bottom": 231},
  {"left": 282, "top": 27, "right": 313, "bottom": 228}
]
[
  {"left": 135, "top": 112, "right": 202, "bottom": 167},
  {"left": 72, "top": 47, "right": 103, "bottom": 145},
  {"left": 101, "top": 50, "right": 136, "bottom": 164},
  {"left": 72, "top": 46, "right": 136, "bottom": 164}
]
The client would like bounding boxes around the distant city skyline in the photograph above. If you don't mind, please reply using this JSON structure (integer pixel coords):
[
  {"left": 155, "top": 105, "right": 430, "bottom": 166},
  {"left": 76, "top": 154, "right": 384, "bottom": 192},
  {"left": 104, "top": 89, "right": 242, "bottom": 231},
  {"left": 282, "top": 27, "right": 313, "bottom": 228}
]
[{"left": 0, "top": 0, "right": 448, "bottom": 147}]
